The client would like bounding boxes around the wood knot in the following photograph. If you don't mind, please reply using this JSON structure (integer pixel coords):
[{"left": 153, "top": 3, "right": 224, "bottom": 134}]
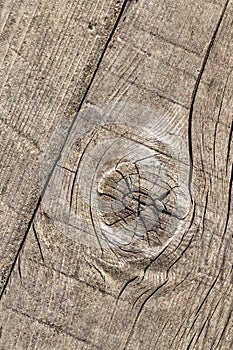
[{"left": 40, "top": 103, "right": 192, "bottom": 263}]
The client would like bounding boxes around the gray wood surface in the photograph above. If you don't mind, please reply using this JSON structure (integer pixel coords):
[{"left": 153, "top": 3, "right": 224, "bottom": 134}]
[{"left": 0, "top": 0, "right": 232, "bottom": 349}]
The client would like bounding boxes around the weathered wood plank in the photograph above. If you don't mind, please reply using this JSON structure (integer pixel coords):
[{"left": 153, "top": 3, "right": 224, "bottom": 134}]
[
  {"left": 1, "top": 0, "right": 232, "bottom": 349},
  {"left": 0, "top": 0, "right": 125, "bottom": 290}
]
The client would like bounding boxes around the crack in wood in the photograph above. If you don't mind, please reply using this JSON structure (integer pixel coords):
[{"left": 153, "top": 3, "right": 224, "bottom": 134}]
[
  {"left": 0, "top": 0, "right": 130, "bottom": 300},
  {"left": 188, "top": 0, "right": 230, "bottom": 200}
]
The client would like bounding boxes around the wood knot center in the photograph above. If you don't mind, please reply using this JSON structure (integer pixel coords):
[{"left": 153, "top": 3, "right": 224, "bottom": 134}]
[
  {"left": 97, "top": 160, "right": 149, "bottom": 226},
  {"left": 96, "top": 159, "right": 169, "bottom": 232}
]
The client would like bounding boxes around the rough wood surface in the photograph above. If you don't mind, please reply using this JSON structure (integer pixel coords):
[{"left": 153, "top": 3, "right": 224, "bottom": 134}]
[
  {"left": 0, "top": 0, "right": 232, "bottom": 349},
  {"left": 0, "top": 0, "right": 125, "bottom": 291}
]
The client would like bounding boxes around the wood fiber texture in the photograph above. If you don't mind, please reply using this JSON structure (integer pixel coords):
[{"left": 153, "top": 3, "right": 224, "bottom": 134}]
[{"left": 0, "top": 0, "right": 232, "bottom": 349}]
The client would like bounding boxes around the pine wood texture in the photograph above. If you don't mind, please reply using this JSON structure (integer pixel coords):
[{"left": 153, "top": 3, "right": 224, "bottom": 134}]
[{"left": 0, "top": 0, "right": 232, "bottom": 349}]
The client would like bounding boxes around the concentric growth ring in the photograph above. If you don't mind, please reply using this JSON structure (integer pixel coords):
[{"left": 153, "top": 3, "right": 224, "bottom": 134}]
[{"left": 40, "top": 103, "right": 192, "bottom": 263}]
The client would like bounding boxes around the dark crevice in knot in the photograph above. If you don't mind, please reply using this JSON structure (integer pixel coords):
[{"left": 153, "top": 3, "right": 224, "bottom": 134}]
[{"left": 96, "top": 160, "right": 179, "bottom": 243}]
